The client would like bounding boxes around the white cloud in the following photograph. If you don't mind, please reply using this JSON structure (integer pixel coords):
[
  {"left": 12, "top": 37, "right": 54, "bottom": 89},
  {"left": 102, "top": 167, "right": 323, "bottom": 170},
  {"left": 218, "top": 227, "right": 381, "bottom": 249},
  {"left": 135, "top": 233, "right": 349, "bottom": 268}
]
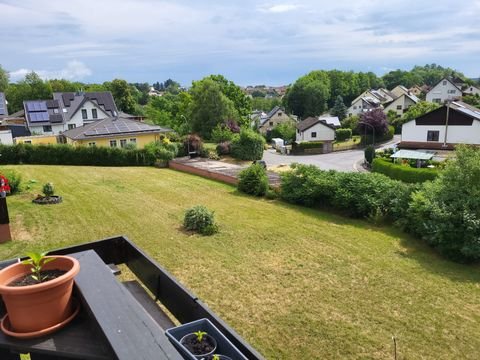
[
  {"left": 10, "top": 61, "right": 92, "bottom": 81},
  {"left": 265, "top": 4, "right": 298, "bottom": 13}
]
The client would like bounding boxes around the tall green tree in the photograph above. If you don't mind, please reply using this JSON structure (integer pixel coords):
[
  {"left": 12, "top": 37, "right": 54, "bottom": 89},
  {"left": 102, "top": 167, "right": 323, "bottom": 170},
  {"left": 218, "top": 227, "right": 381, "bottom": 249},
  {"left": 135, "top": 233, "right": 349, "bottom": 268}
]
[
  {"left": 189, "top": 78, "right": 238, "bottom": 138},
  {"left": 5, "top": 72, "right": 52, "bottom": 113},
  {"left": 330, "top": 95, "right": 348, "bottom": 120},
  {"left": 106, "top": 79, "right": 136, "bottom": 114},
  {"left": 207, "top": 75, "right": 252, "bottom": 127},
  {"left": 0, "top": 65, "right": 9, "bottom": 92},
  {"left": 48, "top": 79, "right": 83, "bottom": 92},
  {"left": 285, "top": 70, "right": 331, "bottom": 118}
]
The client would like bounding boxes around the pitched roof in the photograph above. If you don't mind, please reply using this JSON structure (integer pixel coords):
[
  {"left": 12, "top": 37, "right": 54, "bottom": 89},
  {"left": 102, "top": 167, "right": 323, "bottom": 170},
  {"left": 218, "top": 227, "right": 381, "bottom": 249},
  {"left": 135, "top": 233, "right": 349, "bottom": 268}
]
[
  {"left": 53, "top": 92, "right": 118, "bottom": 120},
  {"left": 23, "top": 100, "right": 65, "bottom": 126},
  {"left": 0, "top": 92, "right": 7, "bottom": 116},
  {"left": 450, "top": 101, "right": 480, "bottom": 121},
  {"left": 260, "top": 106, "right": 287, "bottom": 126},
  {"left": 297, "top": 117, "right": 336, "bottom": 132},
  {"left": 318, "top": 114, "right": 341, "bottom": 128},
  {"left": 429, "top": 77, "right": 462, "bottom": 92},
  {"left": 62, "top": 117, "right": 170, "bottom": 140}
]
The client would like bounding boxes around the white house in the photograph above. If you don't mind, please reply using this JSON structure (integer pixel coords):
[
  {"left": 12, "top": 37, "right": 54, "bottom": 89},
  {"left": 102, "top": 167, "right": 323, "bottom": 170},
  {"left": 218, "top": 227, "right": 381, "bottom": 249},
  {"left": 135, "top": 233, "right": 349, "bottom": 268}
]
[
  {"left": 24, "top": 92, "right": 118, "bottom": 135},
  {"left": 257, "top": 106, "right": 295, "bottom": 134},
  {"left": 463, "top": 85, "right": 480, "bottom": 96},
  {"left": 296, "top": 116, "right": 335, "bottom": 142},
  {"left": 426, "top": 78, "right": 462, "bottom": 104},
  {"left": 400, "top": 101, "right": 480, "bottom": 149},
  {"left": 390, "top": 85, "right": 410, "bottom": 98},
  {"left": 347, "top": 96, "right": 381, "bottom": 117},
  {"left": 383, "top": 93, "right": 419, "bottom": 116}
]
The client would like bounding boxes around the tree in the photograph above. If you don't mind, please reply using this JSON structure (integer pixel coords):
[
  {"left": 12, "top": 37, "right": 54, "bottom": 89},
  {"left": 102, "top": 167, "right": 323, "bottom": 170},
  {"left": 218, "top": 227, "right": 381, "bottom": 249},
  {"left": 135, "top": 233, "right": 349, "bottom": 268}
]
[
  {"left": 285, "top": 70, "right": 330, "bottom": 118},
  {"left": 145, "top": 91, "right": 192, "bottom": 134},
  {"left": 407, "top": 146, "right": 480, "bottom": 261},
  {"left": 251, "top": 97, "right": 281, "bottom": 111},
  {"left": 358, "top": 109, "right": 388, "bottom": 136},
  {"left": 0, "top": 65, "right": 9, "bottom": 92},
  {"left": 5, "top": 72, "right": 53, "bottom": 113},
  {"left": 330, "top": 95, "right": 348, "bottom": 120},
  {"left": 189, "top": 78, "right": 239, "bottom": 139},
  {"left": 106, "top": 79, "right": 136, "bottom": 113},
  {"left": 49, "top": 79, "right": 82, "bottom": 92},
  {"left": 462, "top": 94, "right": 480, "bottom": 107},
  {"left": 269, "top": 121, "right": 296, "bottom": 143},
  {"left": 207, "top": 75, "right": 252, "bottom": 127}
]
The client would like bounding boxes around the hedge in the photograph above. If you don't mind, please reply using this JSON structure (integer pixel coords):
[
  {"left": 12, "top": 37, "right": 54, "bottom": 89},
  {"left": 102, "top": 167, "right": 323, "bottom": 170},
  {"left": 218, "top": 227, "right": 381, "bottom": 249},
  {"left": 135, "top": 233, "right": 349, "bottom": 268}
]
[
  {"left": 0, "top": 144, "right": 156, "bottom": 166},
  {"left": 335, "top": 128, "right": 352, "bottom": 141},
  {"left": 293, "top": 141, "right": 324, "bottom": 150},
  {"left": 372, "top": 158, "right": 439, "bottom": 183},
  {"left": 231, "top": 129, "right": 265, "bottom": 160}
]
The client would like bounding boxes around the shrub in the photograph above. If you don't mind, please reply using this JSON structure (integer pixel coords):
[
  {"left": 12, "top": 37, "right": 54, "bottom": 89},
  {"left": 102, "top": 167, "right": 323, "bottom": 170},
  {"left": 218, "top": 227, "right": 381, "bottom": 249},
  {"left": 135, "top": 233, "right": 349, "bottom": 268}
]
[
  {"left": 364, "top": 145, "right": 375, "bottom": 164},
  {"left": 42, "top": 183, "right": 54, "bottom": 197},
  {"left": 183, "top": 205, "right": 218, "bottom": 235},
  {"left": 335, "top": 128, "right": 352, "bottom": 142},
  {"left": 144, "top": 141, "right": 177, "bottom": 162},
  {"left": 405, "top": 146, "right": 480, "bottom": 262},
  {"left": 292, "top": 141, "right": 324, "bottom": 152},
  {"left": 183, "top": 134, "right": 203, "bottom": 155},
  {"left": 0, "top": 144, "right": 156, "bottom": 166},
  {"left": 372, "top": 158, "right": 439, "bottom": 183},
  {"left": 231, "top": 129, "right": 265, "bottom": 160},
  {"left": 238, "top": 164, "right": 268, "bottom": 196},
  {"left": 211, "top": 124, "right": 235, "bottom": 143},
  {"left": 2, "top": 169, "right": 21, "bottom": 194},
  {"left": 216, "top": 141, "right": 231, "bottom": 156}
]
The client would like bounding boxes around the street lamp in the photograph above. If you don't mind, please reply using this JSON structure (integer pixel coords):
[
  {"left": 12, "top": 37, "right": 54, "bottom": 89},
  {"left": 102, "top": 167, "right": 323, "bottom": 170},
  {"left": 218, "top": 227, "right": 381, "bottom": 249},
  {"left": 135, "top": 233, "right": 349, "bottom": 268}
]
[{"left": 359, "top": 121, "right": 375, "bottom": 147}]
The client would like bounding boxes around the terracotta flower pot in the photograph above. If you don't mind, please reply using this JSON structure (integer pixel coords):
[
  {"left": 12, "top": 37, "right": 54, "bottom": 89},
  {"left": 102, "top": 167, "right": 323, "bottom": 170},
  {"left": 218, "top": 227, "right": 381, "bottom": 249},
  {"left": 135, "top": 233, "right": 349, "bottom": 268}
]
[{"left": 0, "top": 256, "right": 80, "bottom": 335}]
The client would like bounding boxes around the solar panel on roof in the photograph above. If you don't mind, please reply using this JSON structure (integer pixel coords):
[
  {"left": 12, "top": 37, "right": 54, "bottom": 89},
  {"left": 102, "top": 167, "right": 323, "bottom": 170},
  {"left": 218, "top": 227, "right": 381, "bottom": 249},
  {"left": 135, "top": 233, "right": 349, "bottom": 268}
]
[
  {"left": 29, "top": 111, "right": 49, "bottom": 122},
  {"left": 26, "top": 102, "right": 47, "bottom": 112},
  {"left": 49, "top": 114, "right": 63, "bottom": 123}
]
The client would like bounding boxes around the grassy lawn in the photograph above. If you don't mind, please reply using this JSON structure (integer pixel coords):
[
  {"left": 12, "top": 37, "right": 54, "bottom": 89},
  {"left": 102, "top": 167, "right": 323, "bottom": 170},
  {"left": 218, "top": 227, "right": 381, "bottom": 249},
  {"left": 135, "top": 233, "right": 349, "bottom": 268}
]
[{"left": 1, "top": 165, "right": 479, "bottom": 359}]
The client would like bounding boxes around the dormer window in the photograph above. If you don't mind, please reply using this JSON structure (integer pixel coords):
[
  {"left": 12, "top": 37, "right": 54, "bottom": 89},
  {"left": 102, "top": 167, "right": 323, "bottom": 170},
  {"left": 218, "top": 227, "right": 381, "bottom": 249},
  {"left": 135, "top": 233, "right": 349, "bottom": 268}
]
[{"left": 81, "top": 109, "right": 88, "bottom": 119}]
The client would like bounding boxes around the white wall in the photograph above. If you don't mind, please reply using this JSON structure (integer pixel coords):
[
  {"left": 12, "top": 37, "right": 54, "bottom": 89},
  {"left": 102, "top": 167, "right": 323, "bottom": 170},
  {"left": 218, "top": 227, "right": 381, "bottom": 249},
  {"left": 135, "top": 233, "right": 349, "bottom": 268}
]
[
  {"left": 401, "top": 120, "right": 480, "bottom": 145},
  {"left": 384, "top": 95, "right": 417, "bottom": 116},
  {"left": 296, "top": 123, "right": 335, "bottom": 142},
  {"left": 29, "top": 124, "right": 65, "bottom": 135},
  {"left": 463, "top": 86, "right": 480, "bottom": 96},
  {"left": 69, "top": 100, "right": 109, "bottom": 126},
  {"left": 426, "top": 79, "right": 461, "bottom": 103},
  {"left": 348, "top": 98, "right": 364, "bottom": 116},
  {"left": 0, "top": 130, "right": 13, "bottom": 145}
]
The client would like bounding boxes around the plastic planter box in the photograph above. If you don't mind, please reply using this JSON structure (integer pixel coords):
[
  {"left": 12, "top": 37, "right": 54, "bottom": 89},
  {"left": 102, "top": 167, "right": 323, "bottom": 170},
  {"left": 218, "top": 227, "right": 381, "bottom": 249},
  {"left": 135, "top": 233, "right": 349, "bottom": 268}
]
[{"left": 166, "top": 318, "right": 248, "bottom": 360}]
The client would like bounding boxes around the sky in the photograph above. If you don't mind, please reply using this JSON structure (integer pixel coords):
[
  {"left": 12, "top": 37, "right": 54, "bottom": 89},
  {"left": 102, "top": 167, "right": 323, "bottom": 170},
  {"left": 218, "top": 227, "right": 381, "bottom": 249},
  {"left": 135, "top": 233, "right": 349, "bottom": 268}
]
[{"left": 1, "top": 0, "right": 479, "bottom": 86}]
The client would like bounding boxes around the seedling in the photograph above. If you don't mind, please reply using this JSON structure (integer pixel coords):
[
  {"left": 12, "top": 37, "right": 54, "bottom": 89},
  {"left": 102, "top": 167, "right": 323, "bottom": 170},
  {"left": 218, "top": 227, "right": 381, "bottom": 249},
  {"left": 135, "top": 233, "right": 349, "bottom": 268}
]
[
  {"left": 21, "top": 252, "right": 56, "bottom": 283},
  {"left": 212, "top": 355, "right": 220, "bottom": 360},
  {"left": 194, "top": 330, "right": 207, "bottom": 342}
]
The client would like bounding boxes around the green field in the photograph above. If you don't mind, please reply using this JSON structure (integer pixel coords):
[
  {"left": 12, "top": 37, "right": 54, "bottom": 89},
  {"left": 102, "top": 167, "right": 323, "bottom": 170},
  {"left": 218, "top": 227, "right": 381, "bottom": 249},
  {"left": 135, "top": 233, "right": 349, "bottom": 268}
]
[{"left": 1, "top": 165, "right": 479, "bottom": 359}]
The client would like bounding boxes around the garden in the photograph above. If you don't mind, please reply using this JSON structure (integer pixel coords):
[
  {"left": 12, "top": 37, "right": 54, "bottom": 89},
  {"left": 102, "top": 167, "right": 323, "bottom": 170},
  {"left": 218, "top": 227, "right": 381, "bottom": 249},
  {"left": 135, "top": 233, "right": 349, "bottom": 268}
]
[{"left": 0, "top": 163, "right": 479, "bottom": 359}]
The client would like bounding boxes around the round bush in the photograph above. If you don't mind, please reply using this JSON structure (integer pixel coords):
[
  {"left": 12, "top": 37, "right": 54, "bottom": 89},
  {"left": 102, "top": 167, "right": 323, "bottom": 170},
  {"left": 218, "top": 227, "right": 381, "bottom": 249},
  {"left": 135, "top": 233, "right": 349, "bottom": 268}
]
[
  {"left": 238, "top": 164, "right": 268, "bottom": 196},
  {"left": 231, "top": 129, "right": 265, "bottom": 161},
  {"left": 183, "top": 205, "right": 218, "bottom": 235},
  {"left": 364, "top": 145, "right": 375, "bottom": 164},
  {"left": 43, "top": 182, "right": 54, "bottom": 197}
]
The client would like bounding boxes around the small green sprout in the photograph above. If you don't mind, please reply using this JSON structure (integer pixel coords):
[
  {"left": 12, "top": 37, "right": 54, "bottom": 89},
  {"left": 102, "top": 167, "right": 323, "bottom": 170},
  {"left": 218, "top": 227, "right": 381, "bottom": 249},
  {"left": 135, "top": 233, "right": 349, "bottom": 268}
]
[
  {"left": 212, "top": 355, "right": 220, "bottom": 360},
  {"left": 21, "top": 252, "right": 56, "bottom": 283},
  {"left": 193, "top": 330, "right": 207, "bottom": 342}
]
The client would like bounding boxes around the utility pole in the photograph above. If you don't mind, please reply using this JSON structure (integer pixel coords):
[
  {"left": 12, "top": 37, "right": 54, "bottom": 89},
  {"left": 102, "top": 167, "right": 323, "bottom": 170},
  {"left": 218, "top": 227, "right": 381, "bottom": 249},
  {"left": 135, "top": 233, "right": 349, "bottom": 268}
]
[{"left": 443, "top": 99, "right": 451, "bottom": 148}]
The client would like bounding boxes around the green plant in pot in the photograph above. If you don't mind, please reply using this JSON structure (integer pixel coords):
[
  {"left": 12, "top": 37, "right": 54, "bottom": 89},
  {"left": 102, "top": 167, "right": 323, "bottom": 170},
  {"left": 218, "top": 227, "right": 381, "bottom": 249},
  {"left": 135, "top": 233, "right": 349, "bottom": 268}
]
[
  {"left": 180, "top": 330, "right": 217, "bottom": 358},
  {"left": 0, "top": 251, "right": 80, "bottom": 338}
]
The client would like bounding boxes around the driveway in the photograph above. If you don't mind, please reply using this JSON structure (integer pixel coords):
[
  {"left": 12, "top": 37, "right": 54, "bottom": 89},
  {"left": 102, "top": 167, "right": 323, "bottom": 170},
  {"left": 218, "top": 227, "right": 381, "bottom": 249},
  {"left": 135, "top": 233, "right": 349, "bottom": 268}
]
[{"left": 263, "top": 135, "right": 400, "bottom": 172}]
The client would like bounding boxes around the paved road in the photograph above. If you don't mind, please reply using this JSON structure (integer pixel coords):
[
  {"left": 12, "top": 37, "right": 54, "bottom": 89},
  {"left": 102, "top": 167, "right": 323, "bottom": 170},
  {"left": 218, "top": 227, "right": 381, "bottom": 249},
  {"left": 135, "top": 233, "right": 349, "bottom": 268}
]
[{"left": 263, "top": 135, "right": 400, "bottom": 172}]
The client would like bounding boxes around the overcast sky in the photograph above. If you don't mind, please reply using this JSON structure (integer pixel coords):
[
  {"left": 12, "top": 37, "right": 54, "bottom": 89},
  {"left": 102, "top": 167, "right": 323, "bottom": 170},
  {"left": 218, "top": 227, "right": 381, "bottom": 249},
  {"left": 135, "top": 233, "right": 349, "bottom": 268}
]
[{"left": 1, "top": 0, "right": 479, "bottom": 86}]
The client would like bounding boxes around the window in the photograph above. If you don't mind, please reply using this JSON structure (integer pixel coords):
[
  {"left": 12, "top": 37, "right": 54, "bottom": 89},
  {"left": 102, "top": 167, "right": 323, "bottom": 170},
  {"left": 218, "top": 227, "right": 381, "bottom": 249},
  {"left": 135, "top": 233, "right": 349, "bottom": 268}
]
[
  {"left": 43, "top": 125, "right": 52, "bottom": 132},
  {"left": 269, "top": 121, "right": 273, "bottom": 126},
  {"left": 443, "top": 81, "right": 447, "bottom": 85},
  {"left": 68, "top": 124, "right": 76, "bottom": 130},
  {"left": 92, "top": 109, "right": 98, "bottom": 119},
  {"left": 110, "top": 140, "right": 117, "bottom": 147},
  {"left": 24, "top": 140, "right": 32, "bottom": 144},
  {"left": 278, "top": 112, "right": 282, "bottom": 116},
  {"left": 447, "top": 90, "right": 456, "bottom": 94},
  {"left": 88, "top": 142, "right": 96, "bottom": 147},
  {"left": 311, "top": 132, "right": 317, "bottom": 138},
  {"left": 353, "top": 106, "right": 357, "bottom": 110},
  {"left": 120, "top": 139, "right": 127, "bottom": 148},
  {"left": 433, "top": 98, "right": 442, "bottom": 104},
  {"left": 129, "top": 138, "right": 137, "bottom": 143},
  {"left": 427, "top": 130, "right": 440, "bottom": 141},
  {"left": 396, "top": 105, "right": 402, "bottom": 110},
  {"left": 81, "top": 109, "right": 88, "bottom": 119}
]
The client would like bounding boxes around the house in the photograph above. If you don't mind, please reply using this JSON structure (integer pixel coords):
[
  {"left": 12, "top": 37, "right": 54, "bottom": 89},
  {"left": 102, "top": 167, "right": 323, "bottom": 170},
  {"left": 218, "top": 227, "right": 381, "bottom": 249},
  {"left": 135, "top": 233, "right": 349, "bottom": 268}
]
[
  {"left": 62, "top": 116, "right": 171, "bottom": 149},
  {"left": 463, "top": 85, "right": 480, "bottom": 96},
  {"left": 383, "top": 92, "right": 420, "bottom": 116},
  {"left": 296, "top": 116, "right": 336, "bottom": 143},
  {"left": 257, "top": 106, "right": 294, "bottom": 134},
  {"left": 408, "top": 85, "right": 424, "bottom": 97},
  {"left": 15, "top": 134, "right": 59, "bottom": 145},
  {"left": 317, "top": 114, "right": 341, "bottom": 128},
  {"left": 390, "top": 85, "right": 410, "bottom": 98},
  {"left": 400, "top": 101, "right": 480, "bottom": 150},
  {"left": 426, "top": 78, "right": 462, "bottom": 104},
  {"left": 0, "top": 93, "right": 7, "bottom": 117},
  {"left": 347, "top": 96, "right": 381, "bottom": 117},
  {"left": 23, "top": 91, "right": 119, "bottom": 135}
]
